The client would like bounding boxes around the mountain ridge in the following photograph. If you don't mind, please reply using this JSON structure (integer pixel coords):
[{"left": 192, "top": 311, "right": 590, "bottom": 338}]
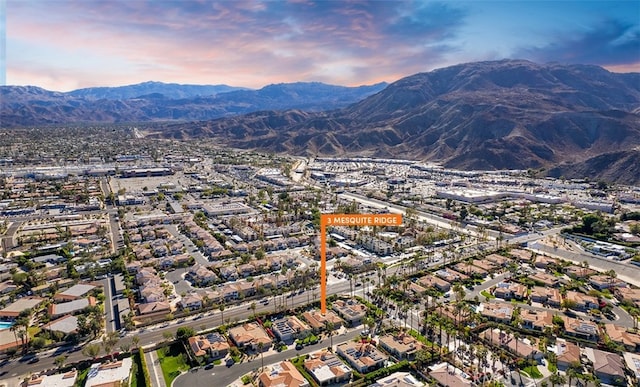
[{"left": 152, "top": 60, "right": 640, "bottom": 183}]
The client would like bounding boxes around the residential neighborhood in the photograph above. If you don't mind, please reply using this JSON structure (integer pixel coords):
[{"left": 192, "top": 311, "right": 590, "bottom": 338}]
[{"left": 0, "top": 144, "right": 639, "bottom": 387}]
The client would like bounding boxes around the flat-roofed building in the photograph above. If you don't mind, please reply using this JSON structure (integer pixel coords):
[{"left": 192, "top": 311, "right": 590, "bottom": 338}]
[
  {"left": 369, "top": 372, "right": 425, "bottom": 387},
  {"left": 49, "top": 297, "right": 97, "bottom": 318},
  {"left": 0, "top": 297, "right": 45, "bottom": 318},
  {"left": 54, "top": 283, "right": 96, "bottom": 302},
  {"left": 25, "top": 370, "right": 77, "bottom": 387},
  {"left": 85, "top": 358, "right": 133, "bottom": 387},
  {"left": 42, "top": 314, "right": 79, "bottom": 335}
]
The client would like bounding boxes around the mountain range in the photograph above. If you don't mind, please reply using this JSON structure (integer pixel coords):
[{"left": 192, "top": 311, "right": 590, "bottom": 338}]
[
  {"left": 0, "top": 81, "right": 388, "bottom": 126},
  {"left": 1, "top": 59, "right": 639, "bottom": 183}
]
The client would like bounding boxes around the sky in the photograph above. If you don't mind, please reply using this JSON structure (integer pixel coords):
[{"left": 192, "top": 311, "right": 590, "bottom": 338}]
[{"left": 3, "top": 0, "right": 639, "bottom": 91}]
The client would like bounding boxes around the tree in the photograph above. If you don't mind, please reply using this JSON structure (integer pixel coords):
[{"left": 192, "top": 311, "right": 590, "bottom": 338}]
[
  {"left": 102, "top": 331, "right": 120, "bottom": 360},
  {"left": 82, "top": 343, "right": 101, "bottom": 359},
  {"left": 250, "top": 302, "right": 257, "bottom": 319},
  {"left": 176, "top": 326, "right": 195, "bottom": 342},
  {"left": 257, "top": 341, "right": 265, "bottom": 371},
  {"left": 326, "top": 321, "right": 335, "bottom": 350},
  {"left": 131, "top": 335, "right": 140, "bottom": 349},
  {"left": 219, "top": 303, "right": 226, "bottom": 326},
  {"left": 54, "top": 355, "right": 67, "bottom": 369},
  {"left": 163, "top": 331, "right": 174, "bottom": 342},
  {"left": 549, "top": 372, "right": 566, "bottom": 387}
]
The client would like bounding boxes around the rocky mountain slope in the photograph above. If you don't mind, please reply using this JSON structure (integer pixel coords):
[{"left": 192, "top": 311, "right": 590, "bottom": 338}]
[
  {"left": 0, "top": 81, "right": 387, "bottom": 127},
  {"left": 156, "top": 60, "right": 640, "bottom": 183}
]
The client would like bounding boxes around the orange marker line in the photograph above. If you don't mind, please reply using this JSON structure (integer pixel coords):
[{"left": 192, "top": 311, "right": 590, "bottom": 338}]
[{"left": 320, "top": 213, "right": 402, "bottom": 314}]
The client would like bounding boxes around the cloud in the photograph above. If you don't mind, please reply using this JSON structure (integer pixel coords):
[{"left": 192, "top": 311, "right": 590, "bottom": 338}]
[
  {"left": 516, "top": 19, "right": 640, "bottom": 67},
  {"left": 6, "top": 0, "right": 470, "bottom": 89}
]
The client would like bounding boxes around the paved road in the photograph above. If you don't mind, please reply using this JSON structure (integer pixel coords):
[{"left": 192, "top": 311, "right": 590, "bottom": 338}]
[
  {"left": 0, "top": 220, "right": 22, "bottom": 250},
  {"left": 529, "top": 241, "right": 640, "bottom": 287},
  {"left": 174, "top": 329, "right": 362, "bottom": 387},
  {"left": 0, "top": 279, "right": 355, "bottom": 382}
]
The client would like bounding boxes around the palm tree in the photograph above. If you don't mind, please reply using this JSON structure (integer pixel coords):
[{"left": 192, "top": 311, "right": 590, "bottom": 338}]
[
  {"left": 326, "top": 321, "right": 335, "bottom": 350},
  {"left": 549, "top": 372, "right": 566, "bottom": 387},
  {"left": 250, "top": 302, "right": 257, "bottom": 320},
  {"left": 219, "top": 303, "right": 226, "bottom": 326},
  {"left": 257, "top": 341, "right": 265, "bottom": 371}
]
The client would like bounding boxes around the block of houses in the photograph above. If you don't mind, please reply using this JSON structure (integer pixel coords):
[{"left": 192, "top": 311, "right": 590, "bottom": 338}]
[
  {"left": 554, "top": 339, "right": 581, "bottom": 371},
  {"left": 529, "top": 271, "right": 560, "bottom": 287},
  {"left": 378, "top": 331, "right": 426, "bottom": 360},
  {"left": 0, "top": 281, "right": 18, "bottom": 294},
  {"left": 562, "top": 316, "right": 599, "bottom": 341},
  {"left": 485, "top": 253, "right": 510, "bottom": 266},
  {"left": 137, "top": 301, "right": 171, "bottom": 316},
  {"left": 136, "top": 267, "right": 159, "bottom": 285},
  {"left": 492, "top": 282, "right": 527, "bottom": 301},
  {"left": 42, "top": 314, "right": 79, "bottom": 336},
  {"left": 589, "top": 274, "right": 625, "bottom": 290},
  {"left": 228, "top": 322, "right": 272, "bottom": 351},
  {"left": 520, "top": 309, "right": 554, "bottom": 331},
  {"left": 332, "top": 299, "right": 367, "bottom": 326},
  {"left": 302, "top": 309, "right": 344, "bottom": 332},
  {"left": 428, "top": 362, "right": 471, "bottom": 387},
  {"left": 25, "top": 370, "right": 77, "bottom": 387},
  {"left": 564, "top": 265, "right": 596, "bottom": 279},
  {"left": 509, "top": 249, "right": 532, "bottom": 262},
  {"left": 85, "top": 358, "right": 133, "bottom": 387},
  {"left": 615, "top": 286, "right": 640, "bottom": 307},
  {"left": 603, "top": 323, "right": 640, "bottom": 352},
  {"left": 622, "top": 352, "right": 640, "bottom": 384},
  {"left": 434, "top": 268, "right": 469, "bottom": 283},
  {"left": 584, "top": 348, "right": 626, "bottom": 385},
  {"left": 369, "top": 372, "right": 424, "bottom": 387},
  {"left": 179, "top": 293, "right": 203, "bottom": 311},
  {"left": 564, "top": 291, "right": 599, "bottom": 311},
  {"left": 480, "top": 328, "right": 541, "bottom": 360},
  {"left": 187, "top": 264, "right": 219, "bottom": 286},
  {"left": 472, "top": 259, "right": 497, "bottom": 272},
  {"left": 232, "top": 281, "right": 257, "bottom": 298},
  {"left": 48, "top": 297, "right": 96, "bottom": 318},
  {"left": 529, "top": 286, "right": 562, "bottom": 308},
  {"left": 272, "top": 316, "right": 312, "bottom": 342},
  {"left": 478, "top": 302, "right": 513, "bottom": 323},
  {"left": 533, "top": 255, "right": 557, "bottom": 269},
  {"left": 140, "top": 282, "right": 166, "bottom": 303},
  {"left": 336, "top": 341, "right": 388, "bottom": 374},
  {"left": 452, "top": 262, "right": 487, "bottom": 278},
  {"left": 417, "top": 274, "right": 450, "bottom": 292},
  {"left": 54, "top": 283, "right": 96, "bottom": 302},
  {"left": 304, "top": 350, "right": 352, "bottom": 386},
  {"left": 258, "top": 361, "right": 309, "bottom": 387},
  {"left": 188, "top": 332, "right": 230, "bottom": 359},
  {"left": 218, "top": 266, "right": 239, "bottom": 281},
  {"left": 0, "top": 297, "right": 45, "bottom": 319}
]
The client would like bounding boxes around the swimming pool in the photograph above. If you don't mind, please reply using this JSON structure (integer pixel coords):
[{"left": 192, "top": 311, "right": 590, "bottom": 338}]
[{"left": 0, "top": 321, "right": 14, "bottom": 330}]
